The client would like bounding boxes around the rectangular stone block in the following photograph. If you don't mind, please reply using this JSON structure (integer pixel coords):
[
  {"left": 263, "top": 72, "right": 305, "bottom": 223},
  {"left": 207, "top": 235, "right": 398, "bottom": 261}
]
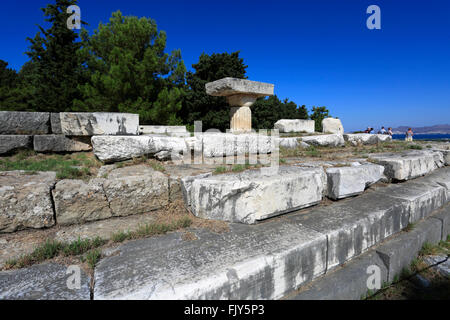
[
  {"left": 102, "top": 165, "right": 169, "bottom": 216},
  {"left": 53, "top": 165, "right": 169, "bottom": 225},
  {"left": 0, "top": 135, "right": 33, "bottom": 154},
  {"left": 201, "top": 133, "right": 274, "bottom": 158},
  {"left": 33, "top": 135, "right": 92, "bottom": 152},
  {"left": 373, "top": 181, "right": 447, "bottom": 223},
  {"left": 344, "top": 133, "right": 392, "bottom": 145},
  {"left": 430, "top": 203, "right": 450, "bottom": 241},
  {"left": 60, "top": 112, "right": 139, "bottom": 136},
  {"left": 288, "top": 191, "right": 411, "bottom": 270},
  {"left": 376, "top": 218, "right": 442, "bottom": 282},
  {"left": 50, "top": 113, "right": 62, "bottom": 134},
  {"left": 139, "top": 125, "right": 187, "bottom": 135},
  {"left": 52, "top": 178, "right": 112, "bottom": 226},
  {"left": 94, "top": 222, "right": 327, "bottom": 300},
  {"left": 274, "top": 119, "right": 315, "bottom": 133},
  {"left": 301, "top": 134, "right": 345, "bottom": 147},
  {"left": 183, "top": 166, "right": 324, "bottom": 224},
  {"left": 92, "top": 136, "right": 152, "bottom": 162},
  {"left": 326, "top": 163, "right": 386, "bottom": 200},
  {"left": 289, "top": 251, "right": 388, "bottom": 300},
  {"left": 205, "top": 77, "right": 274, "bottom": 97},
  {"left": 0, "top": 171, "right": 56, "bottom": 233},
  {"left": 369, "top": 150, "right": 444, "bottom": 181},
  {"left": 0, "top": 111, "right": 49, "bottom": 135}
]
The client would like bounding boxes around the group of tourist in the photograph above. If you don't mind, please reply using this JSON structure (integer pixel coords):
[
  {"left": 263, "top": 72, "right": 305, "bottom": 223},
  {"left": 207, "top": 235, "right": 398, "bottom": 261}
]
[
  {"left": 363, "top": 126, "right": 414, "bottom": 141},
  {"left": 364, "top": 126, "right": 393, "bottom": 136}
]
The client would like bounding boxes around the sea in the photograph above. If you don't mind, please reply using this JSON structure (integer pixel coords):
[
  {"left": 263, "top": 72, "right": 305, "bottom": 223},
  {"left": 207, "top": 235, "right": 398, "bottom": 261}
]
[{"left": 392, "top": 134, "right": 450, "bottom": 141}]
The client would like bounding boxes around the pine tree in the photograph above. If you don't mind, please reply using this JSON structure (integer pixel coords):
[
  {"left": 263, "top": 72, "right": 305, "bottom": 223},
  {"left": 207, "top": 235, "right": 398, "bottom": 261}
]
[
  {"left": 25, "top": 0, "right": 85, "bottom": 112},
  {"left": 310, "top": 106, "right": 330, "bottom": 132},
  {"left": 74, "top": 11, "right": 186, "bottom": 124}
]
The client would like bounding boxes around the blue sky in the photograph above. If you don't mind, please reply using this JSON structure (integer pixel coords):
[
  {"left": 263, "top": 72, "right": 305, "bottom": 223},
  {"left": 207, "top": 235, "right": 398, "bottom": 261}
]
[{"left": 1, "top": 0, "right": 449, "bottom": 131}]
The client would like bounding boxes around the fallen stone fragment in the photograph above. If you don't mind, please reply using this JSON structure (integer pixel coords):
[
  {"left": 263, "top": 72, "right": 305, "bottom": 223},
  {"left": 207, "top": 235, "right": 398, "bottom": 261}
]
[
  {"left": 0, "top": 135, "right": 33, "bottom": 154},
  {"left": 33, "top": 135, "right": 92, "bottom": 152},
  {"left": 94, "top": 222, "right": 327, "bottom": 300},
  {"left": 184, "top": 166, "right": 324, "bottom": 224},
  {"left": 301, "top": 134, "right": 345, "bottom": 147},
  {"left": 326, "top": 163, "right": 386, "bottom": 200},
  {"left": 369, "top": 150, "right": 445, "bottom": 181},
  {"left": 0, "top": 262, "right": 90, "bottom": 300},
  {"left": 344, "top": 133, "right": 392, "bottom": 145},
  {"left": 322, "top": 118, "right": 344, "bottom": 134},
  {"left": 0, "top": 111, "right": 49, "bottom": 135},
  {"left": 92, "top": 136, "right": 152, "bottom": 162},
  {"left": 0, "top": 171, "right": 56, "bottom": 233},
  {"left": 274, "top": 119, "right": 315, "bottom": 133}
]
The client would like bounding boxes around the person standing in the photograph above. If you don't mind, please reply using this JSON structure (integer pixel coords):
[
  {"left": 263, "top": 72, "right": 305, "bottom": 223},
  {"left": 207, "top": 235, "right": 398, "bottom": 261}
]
[
  {"left": 405, "top": 128, "right": 413, "bottom": 141},
  {"left": 388, "top": 127, "right": 393, "bottom": 136},
  {"left": 380, "top": 126, "right": 387, "bottom": 134}
]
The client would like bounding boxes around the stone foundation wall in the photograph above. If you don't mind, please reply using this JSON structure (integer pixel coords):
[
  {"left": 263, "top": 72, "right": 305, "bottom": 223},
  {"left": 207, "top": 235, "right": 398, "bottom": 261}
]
[{"left": 0, "top": 111, "right": 139, "bottom": 155}]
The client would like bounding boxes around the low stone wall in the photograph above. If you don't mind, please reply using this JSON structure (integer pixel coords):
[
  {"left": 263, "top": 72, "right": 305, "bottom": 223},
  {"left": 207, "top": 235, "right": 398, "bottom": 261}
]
[
  {"left": 0, "top": 111, "right": 139, "bottom": 155},
  {"left": 0, "top": 165, "right": 170, "bottom": 232}
]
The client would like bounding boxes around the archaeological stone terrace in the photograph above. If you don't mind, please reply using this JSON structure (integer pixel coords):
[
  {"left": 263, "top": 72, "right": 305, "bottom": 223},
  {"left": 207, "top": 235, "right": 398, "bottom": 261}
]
[{"left": 0, "top": 109, "right": 449, "bottom": 300}]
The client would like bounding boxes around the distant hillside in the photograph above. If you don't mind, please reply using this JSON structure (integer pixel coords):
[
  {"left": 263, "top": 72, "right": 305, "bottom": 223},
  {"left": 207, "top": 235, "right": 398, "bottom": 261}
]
[{"left": 392, "top": 124, "right": 450, "bottom": 134}]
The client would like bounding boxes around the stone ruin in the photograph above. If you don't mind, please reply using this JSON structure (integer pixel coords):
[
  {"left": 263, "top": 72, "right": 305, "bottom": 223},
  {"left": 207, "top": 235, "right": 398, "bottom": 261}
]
[{"left": 205, "top": 77, "right": 274, "bottom": 132}]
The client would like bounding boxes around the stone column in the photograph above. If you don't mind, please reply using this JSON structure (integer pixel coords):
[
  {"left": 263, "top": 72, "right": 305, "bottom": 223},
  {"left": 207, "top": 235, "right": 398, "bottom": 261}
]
[
  {"left": 205, "top": 77, "right": 274, "bottom": 133},
  {"left": 227, "top": 94, "right": 257, "bottom": 132}
]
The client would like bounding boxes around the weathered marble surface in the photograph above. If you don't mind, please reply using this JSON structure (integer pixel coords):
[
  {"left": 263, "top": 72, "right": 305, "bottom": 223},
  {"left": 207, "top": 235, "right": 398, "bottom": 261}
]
[
  {"left": 183, "top": 166, "right": 325, "bottom": 224},
  {"left": 59, "top": 112, "right": 139, "bottom": 136},
  {"left": 205, "top": 77, "right": 274, "bottom": 97},
  {"left": 0, "top": 111, "right": 49, "bottom": 135},
  {"left": 322, "top": 118, "right": 344, "bottom": 134},
  {"left": 275, "top": 119, "right": 315, "bottom": 133},
  {"left": 0, "top": 171, "right": 56, "bottom": 233},
  {"left": 0, "top": 135, "right": 33, "bottom": 154},
  {"left": 33, "top": 135, "right": 92, "bottom": 152}
]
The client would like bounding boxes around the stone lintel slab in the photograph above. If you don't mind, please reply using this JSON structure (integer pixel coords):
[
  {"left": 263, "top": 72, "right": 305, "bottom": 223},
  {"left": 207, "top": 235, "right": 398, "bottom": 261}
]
[
  {"left": 94, "top": 222, "right": 327, "bottom": 300},
  {"left": 60, "top": 112, "right": 139, "bottom": 136},
  {"left": 205, "top": 77, "right": 274, "bottom": 97}
]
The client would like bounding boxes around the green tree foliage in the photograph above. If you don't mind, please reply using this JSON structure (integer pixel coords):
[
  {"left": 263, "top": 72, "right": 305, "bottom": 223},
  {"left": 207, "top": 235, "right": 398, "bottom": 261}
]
[
  {"left": 0, "top": 60, "right": 18, "bottom": 109},
  {"left": 179, "top": 52, "right": 247, "bottom": 131},
  {"left": 252, "top": 96, "right": 308, "bottom": 130},
  {"left": 0, "top": 60, "right": 18, "bottom": 88},
  {"left": 24, "top": 0, "right": 85, "bottom": 112},
  {"left": 74, "top": 11, "right": 186, "bottom": 125},
  {"left": 310, "top": 106, "right": 330, "bottom": 132}
]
